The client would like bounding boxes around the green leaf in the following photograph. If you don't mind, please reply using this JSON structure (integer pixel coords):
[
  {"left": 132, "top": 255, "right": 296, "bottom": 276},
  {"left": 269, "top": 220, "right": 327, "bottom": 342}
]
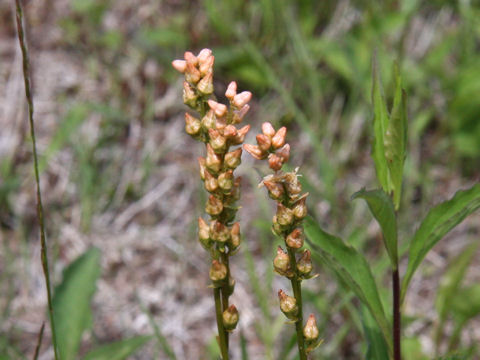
[
  {"left": 352, "top": 189, "right": 398, "bottom": 269},
  {"left": 384, "top": 63, "right": 407, "bottom": 210},
  {"left": 53, "top": 248, "right": 101, "bottom": 360},
  {"left": 371, "top": 55, "right": 391, "bottom": 193},
  {"left": 304, "top": 216, "right": 393, "bottom": 355},
  {"left": 82, "top": 336, "right": 152, "bottom": 360},
  {"left": 361, "top": 305, "right": 389, "bottom": 360},
  {"left": 401, "top": 184, "right": 480, "bottom": 303},
  {"left": 450, "top": 284, "right": 480, "bottom": 322}
]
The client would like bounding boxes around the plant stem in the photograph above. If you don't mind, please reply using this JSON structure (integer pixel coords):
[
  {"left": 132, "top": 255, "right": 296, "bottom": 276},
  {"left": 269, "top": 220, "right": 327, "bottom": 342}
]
[
  {"left": 287, "top": 248, "right": 307, "bottom": 360},
  {"left": 14, "top": 1, "right": 59, "bottom": 359},
  {"left": 392, "top": 269, "right": 401, "bottom": 360},
  {"left": 214, "top": 287, "right": 229, "bottom": 360},
  {"left": 220, "top": 252, "right": 230, "bottom": 347}
]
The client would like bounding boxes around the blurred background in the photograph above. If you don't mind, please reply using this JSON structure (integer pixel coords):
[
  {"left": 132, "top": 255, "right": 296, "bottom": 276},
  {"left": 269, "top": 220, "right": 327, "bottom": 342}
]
[{"left": 1, "top": 0, "right": 480, "bottom": 359}]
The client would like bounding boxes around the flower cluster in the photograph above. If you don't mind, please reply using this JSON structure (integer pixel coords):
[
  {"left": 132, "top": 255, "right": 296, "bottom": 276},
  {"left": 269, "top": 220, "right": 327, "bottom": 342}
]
[
  {"left": 244, "top": 123, "right": 320, "bottom": 354},
  {"left": 173, "top": 49, "right": 253, "bottom": 342}
]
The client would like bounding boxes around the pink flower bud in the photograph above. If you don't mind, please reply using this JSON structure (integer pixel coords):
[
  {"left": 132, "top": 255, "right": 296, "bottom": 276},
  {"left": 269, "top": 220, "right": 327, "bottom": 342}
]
[
  {"left": 206, "top": 144, "right": 222, "bottom": 173},
  {"left": 198, "top": 52, "right": 214, "bottom": 76},
  {"left": 232, "top": 104, "right": 250, "bottom": 124},
  {"left": 206, "top": 195, "right": 223, "bottom": 216},
  {"left": 208, "top": 100, "right": 228, "bottom": 117},
  {"left": 198, "top": 217, "right": 211, "bottom": 249},
  {"left": 243, "top": 144, "right": 266, "bottom": 160},
  {"left": 172, "top": 59, "right": 187, "bottom": 73},
  {"left": 292, "top": 195, "right": 308, "bottom": 220},
  {"left": 263, "top": 180, "right": 284, "bottom": 200},
  {"left": 278, "top": 289, "right": 298, "bottom": 320},
  {"left": 198, "top": 157, "right": 207, "bottom": 180},
  {"left": 197, "top": 71, "right": 213, "bottom": 95},
  {"left": 218, "top": 170, "right": 234, "bottom": 192},
  {"left": 185, "top": 62, "right": 201, "bottom": 84},
  {"left": 208, "top": 129, "right": 227, "bottom": 152},
  {"left": 223, "top": 125, "right": 238, "bottom": 139},
  {"left": 201, "top": 110, "right": 216, "bottom": 130},
  {"left": 184, "top": 51, "right": 198, "bottom": 65},
  {"left": 284, "top": 172, "right": 302, "bottom": 196},
  {"left": 222, "top": 304, "right": 239, "bottom": 331},
  {"left": 210, "top": 260, "right": 227, "bottom": 285},
  {"left": 182, "top": 81, "right": 197, "bottom": 108},
  {"left": 232, "top": 91, "right": 252, "bottom": 108},
  {"left": 210, "top": 220, "right": 230, "bottom": 243},
  {"left": 224, "top": 148, "right": 242, "bottom": 169},
  {"left": 286, "top": 228, "right": 304, "bottom": 250},
  {"left": 303, "top": 314, "right": 319, "bottom": 343},
  {"left": 229, "top": 222, "right": 241, "bottom": 250},
  {"left": 273, "top": 246, "right": 292, "bottom": 277},
  {"left": 197, "top": 48, "right": 212, "bottom": 63},
  {"left": 256, "top": 134, "right": 272, "bottom": 152},
  {"left": 268, "top": 153, "right": 284, "bottom": 171},
  {"left": 185, "top": 113, "right": 201, "bottom": 136},
  {"left": 297, "top": 249, "right": 313, "bottom": 277},
  {"left": 271, "top": 216, "right": 283, "bottom": 236},
  {"left": 271, "top": 126, "right": 287, "bottom": 149},
  {"left": 276, "top": 203, "right": 294, "bottom": 226},
  {"left": 204, "top": 169, "right": 218, "bottom": 192},
  {"left": 276, "top": 144, "right": 290, "bottom": 163},
  {"left": 232, "top": 125, "right": 250, "bottom": 145},
  {"left": 262, "top": 122, "right": 276, "bottom": 137},
  {"left": 225, "top": 81, "right": 237, "bottom": 100}
]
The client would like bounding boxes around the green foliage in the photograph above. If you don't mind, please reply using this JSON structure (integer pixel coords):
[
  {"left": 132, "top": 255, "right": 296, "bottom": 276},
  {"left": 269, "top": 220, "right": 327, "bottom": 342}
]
[
  {"left": 81, "top": 336, "right": 152, "bottom": 360},
  {"left": 360, "top": 305, "right": 389, "bottom": 360}
]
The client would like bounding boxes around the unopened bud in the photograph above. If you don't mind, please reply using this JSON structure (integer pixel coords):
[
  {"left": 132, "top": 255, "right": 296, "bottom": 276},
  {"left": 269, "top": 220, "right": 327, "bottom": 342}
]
[
  {"left": 222, "top": 305, "right": 239, "bottom": 331},
  {"left": 172, "top": 59, "right": 187, "bottom": 73},
  {"left": 198, "top": 157, "right": 206, "bottom": 180},
  {"left": 244, "top": 144, "right": 266, "bottom": 160},
  {"left": 200, "top": 110, "right": 216, "bottom": 130},
  {"left": 229, "top": 222, "right": 241, "bottom": 250},
  {"left": 268, "top": 153, "right": 284, "bottom": 171},
  {"left": 272, "top": 126, "right": 287, "bottom": 149},
  {"left": 185, "top": 62, "right": 201, "bottom": 84},
  {"left": 286, "top": 228, "right": 304, "bottom": 250},
  {"left": 276, "top": 203, "right": 294, "bottom": 226},
  {"left": 232, "top": 105, "right": 250, "bottom": 124},
  {"left": 223, "top": 125, "right": 238, "bottom": 139},
  {"left": 206, "top": 195, "right": 223, "bottom": 216},
  {"left": 232, "top": 91, "right": 252, "bottom": 108},
  {"left": 273, "top": 246, "right": 291, "bottom": 276},
  {"left": 278, "top": 290, "right": 298, "bottom": 320},
  {"left": 204, "top": 170, "right": 218, "bottom": 192},
  {"left": 292, "top": 195, "right": 308, "bottom": 219},
  {"left": 183, "top": 81, "right": 197, "bottom": 108},
  {"left": 224, "top": 148, "right": 242, "bottom": 169},
  {"left": 206, "top": 144, "right": 222, "bottom": 173},
  {"left": 271, "top": 217, "right": 283, "bottom": 236},
  {"left": 263, "top": 180, "right": 284, "bottom": 200},
  {"left": 303, "top": 314, "right": 319, "bottom": 343},
  {"left": 185, "top": 113, "right": 201, "bottom": 136},
  {"left": 232, "top": 125, "right": 250, "bottom": 145},
  {"left": 197, "top": 48, "right": 212, "bottom": 64},
  {"left": 184, "top": 51, "right": 198, "bottom": 66},
  {"left": 297, "top": 249, "right": 313, "bottom": 277},
  {"left": 198, "top": 52, "right": 214, "bottom": 76},
  {"left": 225, "top": 81, "right": 237, "bottom": 100},
  {"left": 276, "top": 144, "right": 290, "bottom": 163},
  {"left": 209, "top": 129, "right": 227, "bottom": 153},
  {"left": 197, "top": 71, "right": 213, "bottom": 95},
  {"left": 218, "top": 170, "right": 234, "bottom": 191},
  {"left": 208, "top": 100, "right": 227, "bottom": 117},
  {"left": 284, "top": 172, "right": 302, "bottom": 196},
  {"left": 198, "top": 217, "right": 211, "bottom": 249},
  {"left": 210, "top": 220, "right": 230, "bottom": 243},
  {"left": 262, "top": 122, "right": 276, "bottom": 137},
  {"left": 256, "top": 134, "right": 272, "bottom": 152},
  {"left": 210, "top": 260, "right": 227, "bottom": 285}
]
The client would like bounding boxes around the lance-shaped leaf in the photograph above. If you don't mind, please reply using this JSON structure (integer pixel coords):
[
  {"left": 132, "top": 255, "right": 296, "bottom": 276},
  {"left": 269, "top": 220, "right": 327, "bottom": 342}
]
[
  {"left": 304, "top": 216, "right": 393, "bottom": 355},
  {"left": 401, "top": 184, "right": 480, "bottom": 303},
  {"left": 352, "top": 189, "right": 398, "bottom": 269},
  {"left": 82, "top": 336, "right": 152, "bottom": 360},
  {"left": 361, "top": 305, "right": 389, "bottom": 360},
  {"left": 371, "top": 55, "right": 392, "bottom": 193},
  {"left": 384, "top": 63, "right": 407, "bottom": 210}
]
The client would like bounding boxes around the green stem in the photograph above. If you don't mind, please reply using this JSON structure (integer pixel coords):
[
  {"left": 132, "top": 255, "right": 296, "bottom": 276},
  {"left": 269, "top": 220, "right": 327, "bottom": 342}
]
[
  {"left": 393, "top": 269, "right": 401, "bottom": 360},
  {"left": 220, "top": 252, "right": 230, "bottom": 348},
  {"left": 287, "top": 248, "right": 307, "bottom": 360},
  {"left": 214, "top": 287, "right": 230, "bottom": 360},
  {"left": 14, "top": 1, "right": 59, "bottom": 359}
]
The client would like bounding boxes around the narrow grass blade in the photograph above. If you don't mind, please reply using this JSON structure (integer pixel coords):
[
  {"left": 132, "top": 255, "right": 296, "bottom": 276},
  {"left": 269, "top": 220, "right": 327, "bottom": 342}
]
[
  {"left": 81, "top": 336, "right": 152, "bottom": 360},
  {"left": 33, "top": 322, "right": 45, "bottom": 360},
  {"left": 361, "top": 305, "right": 389, "bottom": 360}
]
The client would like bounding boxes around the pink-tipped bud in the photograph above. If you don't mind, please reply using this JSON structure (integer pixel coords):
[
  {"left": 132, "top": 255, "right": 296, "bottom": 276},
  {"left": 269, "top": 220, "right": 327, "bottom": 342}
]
[
  {"left": 210, "top": 260, "right": 227, "bottom": 285},
  {"left": 198, "top": 51, "right": 214, "bottom": 76},
  {"left": 206, "top": 144, "right": 222, "bottom": 173},
  {"left": 303, "top": 314, "right": 319, "bottom": 343},
  {"left": 278, "top": 290, "right": 298, "bottom": 320},
  {"left": 256, "top": 134, "right": 272, "bottom": 152},
  {"left": 197, "top": 48, "right": 212, "bottom": 63},
  {"left": 284, "top": 172, "right": 302, "bottom": 196},
  {"left": 271, "top": 126, "right": 287, "bottom": 149},
  {"left": 223, "top": 125, "right": 238, "bottom": 139},
  {"left": 271, "top": 216, "right": 284, "bottom": 236},
  {"left": 268, "top": 153, "right": 284, "bottom": 171},
  {"left": 232, "top": 104, "right": 250, "bottom": 124},
  {"left": 172, "top": 59, "right": 187, "bottom": 73},
  {"left": 201, "top": 110, "right": 216, "bottom": 130},
  {"left": 292, "top": 195, "right": 308, "bottom": 220},
  {"left": 208, "top": 100, "right": 228, "bottom": 117},
  {"left": 184, "top": 51, "right": 198, "bottom": 65},
  {"left": 225, "top": 81, "right": 237, "bottom": 100},
  {"left": 204, "top": 169, "right": 218, "bottom": 192},
  {"left": 286, "top": 228, "right": 304, "bottom": 250},
  {"left": 229, "top": 222, "right": 241, "bottom": 250},
  {"left": 232, "top": 125, "right": 250, "bottom": 145},
  {"left": 232, "top": 91, "right": 252, "bottom": 108},
  {"left": 273, "top": 246, "right": 291, "bottom": 277},
  {"left": 208, "top": 129, "right": 227, "bottom": 153},
  {"left": 218, "top": 170, "right": 234, "bottom": 192},
  {"left": 185, "top": 62, "right": 201, "bottom": 84},
  {"left": 262, "top": 122, "right": 276, "bottom": 137},
  {"left": 224, "top": 148, "right": 242, "bottom": 169},
  {"left": 185, "top": 113, "right": 201, "bottom": 136},
  {"left": 243, "top": 144, "right": 266, "bottom": 160},
  {"left": 198, "top": 217, "right": 211, "bottom": 249},
  {"left": 276, "top": 144, "right": 290, "bottom": 163},
  {"left": 276, "top": 203, "right": 294, "bottom": 227},
  {"left": 222, "top": 304, "right": 239, "bottom": 331},
  {"left": 198, "top": 157, "right": 207, "bottom": 180},
  {"left": 206, "top": 195, "right": 223, "bottom": 216},
  {"left": 197, "top": 71, "right": 213, "bottom": 95},
  {"left": 183, "top": 81, "right": 197, "bottom": 108},
  {"left": 210, "top": 220, "right": 230, "bottom": 243},
  {"left": 297, "top": 249, "right": 313, "bottom": 277},
  {"left": 263, "top": 180, "right": 284, "bottom": 200}
]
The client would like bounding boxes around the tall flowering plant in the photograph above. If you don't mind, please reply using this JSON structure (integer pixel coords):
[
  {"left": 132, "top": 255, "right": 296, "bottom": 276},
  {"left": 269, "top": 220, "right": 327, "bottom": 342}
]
[{"left": 172, "top": 49, "right": 251, "bottom": 359}]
